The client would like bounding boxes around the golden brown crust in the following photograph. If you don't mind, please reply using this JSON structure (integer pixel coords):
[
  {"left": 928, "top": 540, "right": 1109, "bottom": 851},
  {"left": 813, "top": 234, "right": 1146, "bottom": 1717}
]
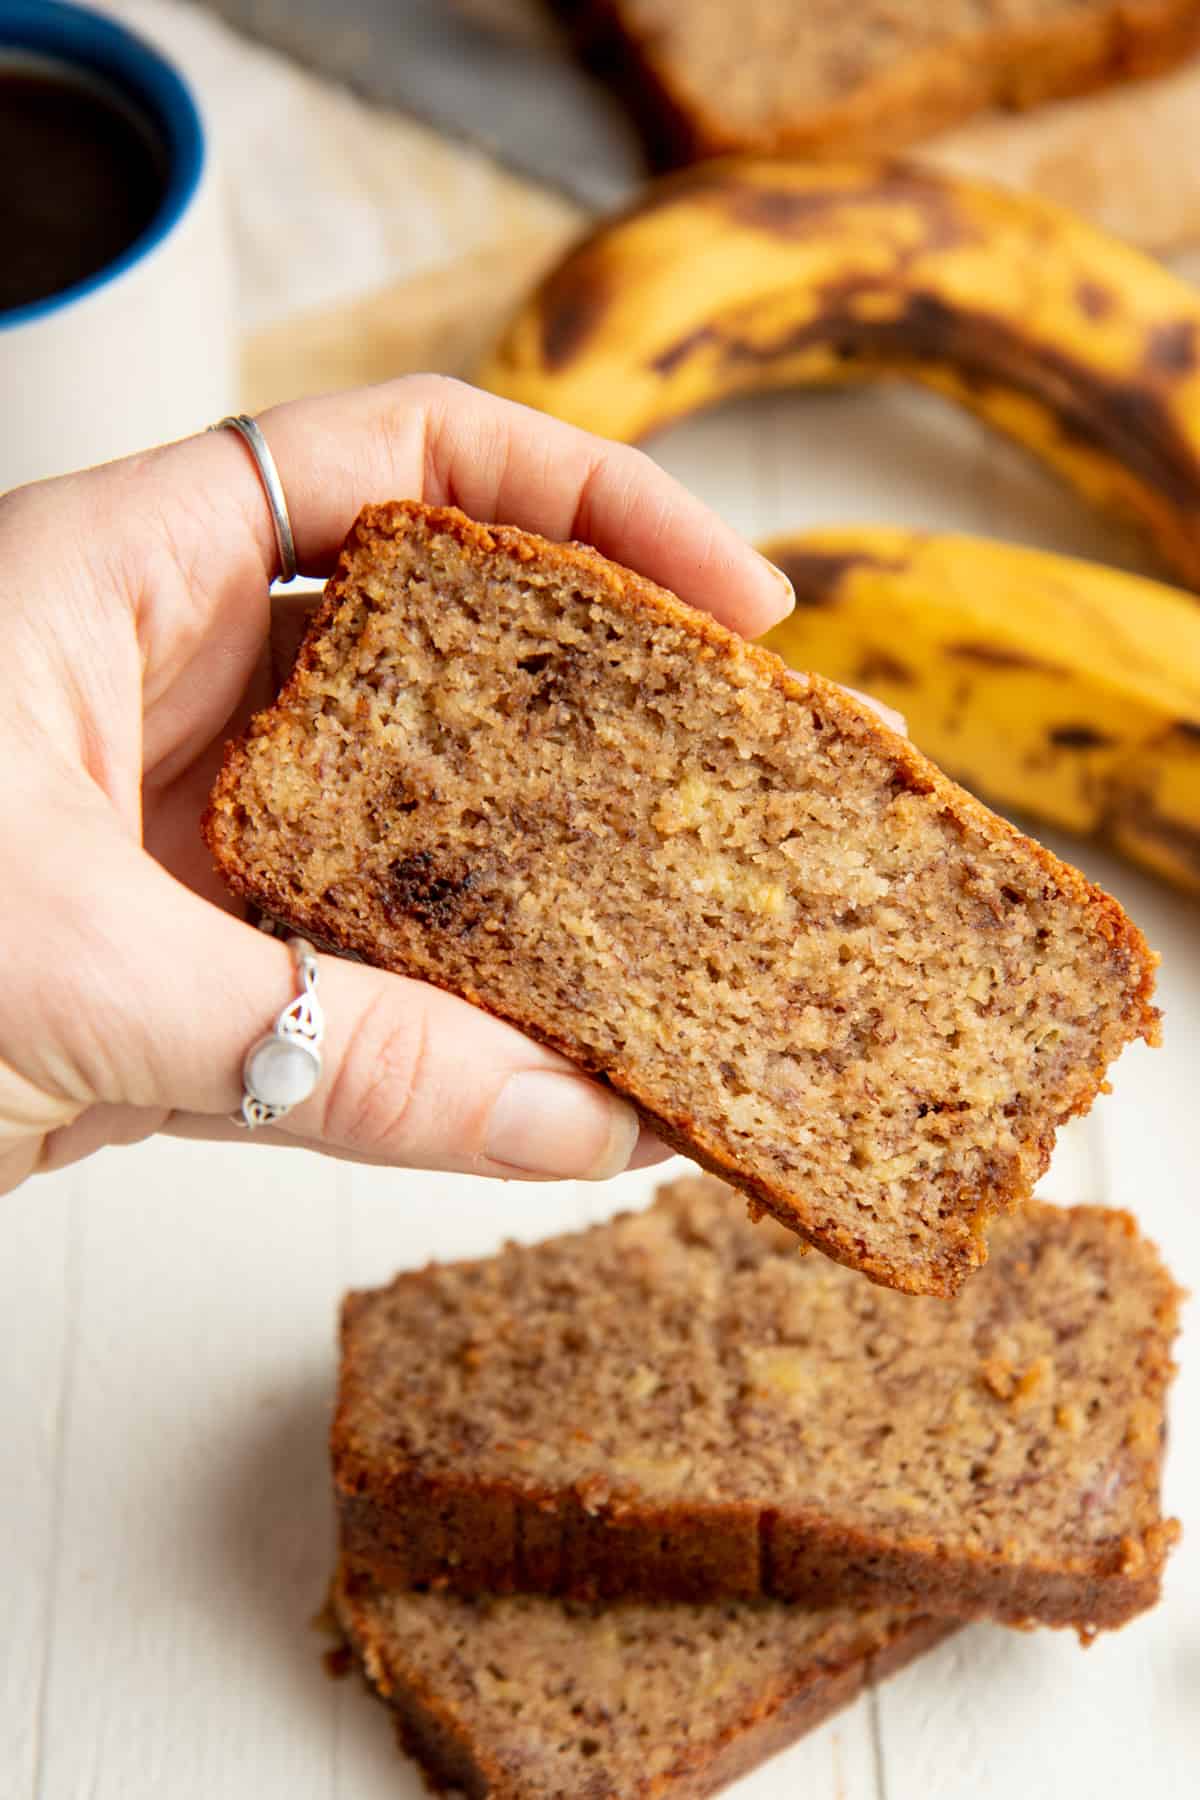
[
  {"left": 334, "top": 1454, "right": 1176, "bottom": 1635},
  {"left": 331, "top": 1559, "right": 956, "bottom": 1800},
  {"left": 557, "top": 0, "right": 1200, "bottom": 168}
]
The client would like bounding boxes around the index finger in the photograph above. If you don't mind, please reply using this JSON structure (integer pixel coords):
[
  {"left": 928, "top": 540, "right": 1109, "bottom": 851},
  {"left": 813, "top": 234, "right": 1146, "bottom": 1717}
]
[{"left": 175, "top": 375, "right": 796, "bottom": 639}]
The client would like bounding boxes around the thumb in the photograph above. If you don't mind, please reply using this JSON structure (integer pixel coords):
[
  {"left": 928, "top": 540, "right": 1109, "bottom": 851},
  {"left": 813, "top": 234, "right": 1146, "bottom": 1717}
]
[{"left": 31, "top": 835, "right": 642, "bottom": 1182}]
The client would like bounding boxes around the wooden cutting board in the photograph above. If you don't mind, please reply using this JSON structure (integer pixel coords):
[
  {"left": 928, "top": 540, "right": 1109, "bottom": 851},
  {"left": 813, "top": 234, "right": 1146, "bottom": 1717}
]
[{"left": 241, "top": 35, "right": 1200, "bottom": 413}]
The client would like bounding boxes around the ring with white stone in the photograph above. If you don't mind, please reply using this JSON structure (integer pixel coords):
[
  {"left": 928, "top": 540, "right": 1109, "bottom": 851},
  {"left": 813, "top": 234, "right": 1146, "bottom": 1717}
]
[{"left": 237, "top": 937, "right": 325, "bottom": 1129}]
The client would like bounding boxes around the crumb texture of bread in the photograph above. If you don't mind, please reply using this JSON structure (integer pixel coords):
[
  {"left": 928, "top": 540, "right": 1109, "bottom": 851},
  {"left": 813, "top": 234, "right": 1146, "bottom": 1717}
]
[
  {"left": 557, "top": 0, "right": 1200, "bottom": 165},
  {"left": 332, "top": 1560, "right": 949, "bottom": 1800},
  {"left": 333, "top": 1178, "right": 1182, "bottom": 1631},
  {"left": 204, "top": 500, "right": 1157, "bottom": 1297}
]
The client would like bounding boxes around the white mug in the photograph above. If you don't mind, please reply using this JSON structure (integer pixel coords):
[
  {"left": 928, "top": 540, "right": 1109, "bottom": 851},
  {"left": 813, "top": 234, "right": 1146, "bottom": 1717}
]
[{"left": 0, "top": 0, "right": 236, "bottom": 492}]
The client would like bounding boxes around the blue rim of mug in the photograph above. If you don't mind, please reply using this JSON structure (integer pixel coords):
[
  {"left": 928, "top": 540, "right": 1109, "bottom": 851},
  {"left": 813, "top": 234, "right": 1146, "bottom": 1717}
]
[{"left": 0, "top": 0, "right": 206, "bottom": 331}]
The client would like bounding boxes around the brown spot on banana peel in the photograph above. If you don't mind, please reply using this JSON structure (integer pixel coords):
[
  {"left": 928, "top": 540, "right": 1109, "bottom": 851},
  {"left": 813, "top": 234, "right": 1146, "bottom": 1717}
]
[
  {"left": 1168, "top": 719, "right": 1200, "bottom": 744},
  {"left": 769, "top": 546, "right": 907, "bottom": 606},
  {"left": 535, "top": 181, "right": 725, "bottom": 370},
  {"left": 854, "top": 650, "right": 918, "bottom": 688},
  {"left": 536, "top": 164, "right": 976, "bottom": 372},
  {"left": 723, "top": 165, "right": 976, "bottom": 253},
  {"left": 597, "top": 161, "right": 977, "bottom": 242},
  {"left": 651, "top": 322, "right": 724, "bottom": 379},
  {"left": 521, "top": 165, "right": 1200, "bottom": 583},
  {"left": 540, "top": 262, "right": 613, "bottom": 371},
  {"left": 1048, "top": 725, "right": 1119, "bottom": 749},
  {"left": 947, "top": 643, "right": 1069, "bottom": 675},
  {"left": 1076, "top": 281, "right": 1114, "bottom": 321},
  {"left": 1144, "top": 321, "right": 1199, "bottom": 378},
  {"left": 727, "top": 184, "right": 859, "bottom": 238},
  {"left": 646, "top": 286, "right": 1200, "bottom": 547},
  {"left": 1112, "top": 806, "right": 1200, "bottom": 884}
]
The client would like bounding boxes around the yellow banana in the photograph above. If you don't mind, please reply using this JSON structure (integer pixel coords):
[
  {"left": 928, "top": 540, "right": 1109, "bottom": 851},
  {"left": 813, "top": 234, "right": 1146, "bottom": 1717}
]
[
  {"left": 478, "top": 159, "right": 1200, "bottom": 590},
  {"left": 757, "top": 527, "right": 1200, "bottom": 894}
]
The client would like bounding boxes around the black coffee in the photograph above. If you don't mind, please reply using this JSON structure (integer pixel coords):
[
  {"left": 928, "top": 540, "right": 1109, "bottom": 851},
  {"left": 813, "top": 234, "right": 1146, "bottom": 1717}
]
[{"left": 0, "top": 62, "right": 169, "bottom": 313}]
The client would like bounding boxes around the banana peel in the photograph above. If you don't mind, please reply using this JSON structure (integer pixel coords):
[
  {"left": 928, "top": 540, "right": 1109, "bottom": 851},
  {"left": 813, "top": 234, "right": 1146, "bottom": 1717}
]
[
  {"left": 478, "top": 158, "right": 1200, "bottom": 590},
  {"left": 758, "top": 527, "right": 1200, "bottom": 895}
]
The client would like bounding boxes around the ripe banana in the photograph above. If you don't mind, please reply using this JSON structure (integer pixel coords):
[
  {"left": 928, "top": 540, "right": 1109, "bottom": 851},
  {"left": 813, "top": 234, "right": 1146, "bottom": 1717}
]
[
  {"left": 757, "top": 527, "right": 1200, "bottom": 894},
  {"left": 478, "top": 158, "right": 1200, "bottom": 590}
]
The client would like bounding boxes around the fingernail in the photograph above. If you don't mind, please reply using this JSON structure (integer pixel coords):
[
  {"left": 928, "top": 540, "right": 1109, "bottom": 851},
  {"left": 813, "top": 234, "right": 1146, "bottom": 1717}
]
[
  {"left": 755, "top": 551, "right": 795, "bottom": 618},
  {"left": 486, "top": 1071, "right": 640, "bottom": 1179}
]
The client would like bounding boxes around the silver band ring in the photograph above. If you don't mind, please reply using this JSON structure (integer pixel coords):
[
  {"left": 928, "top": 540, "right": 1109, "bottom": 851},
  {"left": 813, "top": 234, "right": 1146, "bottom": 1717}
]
[
  {"left": 238, "top": 936, "right": 325, "bottom": 1129},
  {"left": 210, "top": 413, "right": 298, "bottom": 583}
]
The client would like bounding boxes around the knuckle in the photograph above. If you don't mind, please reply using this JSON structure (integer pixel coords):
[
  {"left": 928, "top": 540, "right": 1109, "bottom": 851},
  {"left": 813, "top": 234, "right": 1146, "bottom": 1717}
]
[
  {"left": 397, "top": 371, "right": 460, "bottom": 404},
  {"left": 384, "top": 372, "right": 463, "bottom": 435},
  {"left": 0, "top": 471, "right": 84, "bottom": 559},
  {"left": 317, "top": 985, "right": 430, "bottom": 1155},
  {"left": 621, "top": 441, "right": 658, "bottom": 478},
  {"left": 0, "top": 482, "right": 36, "bottom": 543}
]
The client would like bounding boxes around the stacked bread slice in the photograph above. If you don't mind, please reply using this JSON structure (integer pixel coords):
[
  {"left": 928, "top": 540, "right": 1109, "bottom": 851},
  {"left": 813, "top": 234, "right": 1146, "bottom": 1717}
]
[{"left": 328, "top": 1175, "right": 1181, "bottom": 1796}]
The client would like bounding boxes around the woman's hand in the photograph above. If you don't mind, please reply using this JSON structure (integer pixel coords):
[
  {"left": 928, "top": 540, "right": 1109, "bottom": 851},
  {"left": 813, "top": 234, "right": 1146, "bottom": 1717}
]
[{"left": 0, "top": 375, "right": 801, "bottom": 1195}]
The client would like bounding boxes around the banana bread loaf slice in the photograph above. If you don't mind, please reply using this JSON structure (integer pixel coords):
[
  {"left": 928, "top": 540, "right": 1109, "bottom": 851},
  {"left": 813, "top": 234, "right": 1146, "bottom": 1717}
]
[
  {"left": 205, "top": 500, "right": 1157, "bottom": 1297},
  {"left": 332, "top": 1560, "right": 951, "bottom": 1799},
  {"left": 557, "top": 1, "right": 1200, "bottom": 166},
  {"left": 333, "top": 1176, "right": 1182, "bottom": 1634}
]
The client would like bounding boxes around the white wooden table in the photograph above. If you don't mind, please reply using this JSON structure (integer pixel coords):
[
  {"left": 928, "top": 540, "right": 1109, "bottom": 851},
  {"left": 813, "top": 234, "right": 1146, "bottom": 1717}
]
[{"left": 4, "top": 386, "right": 1198, "bottom": 1799}]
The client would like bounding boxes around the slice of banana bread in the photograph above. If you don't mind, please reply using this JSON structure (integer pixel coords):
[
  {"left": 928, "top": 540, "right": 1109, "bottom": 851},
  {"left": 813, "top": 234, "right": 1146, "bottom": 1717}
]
[
  {"left": 333, "top": 1176, "right": 1182, "bottom": 1634},
  {"left": 204, "top": 500, "right": 1157, "bottom": 1297},
  {"left": 558, "top": 0, "right": 1200, "bottom": 166},
  {"left": 332, "top": 1560, "right": 951, "bottom": 1800}
]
